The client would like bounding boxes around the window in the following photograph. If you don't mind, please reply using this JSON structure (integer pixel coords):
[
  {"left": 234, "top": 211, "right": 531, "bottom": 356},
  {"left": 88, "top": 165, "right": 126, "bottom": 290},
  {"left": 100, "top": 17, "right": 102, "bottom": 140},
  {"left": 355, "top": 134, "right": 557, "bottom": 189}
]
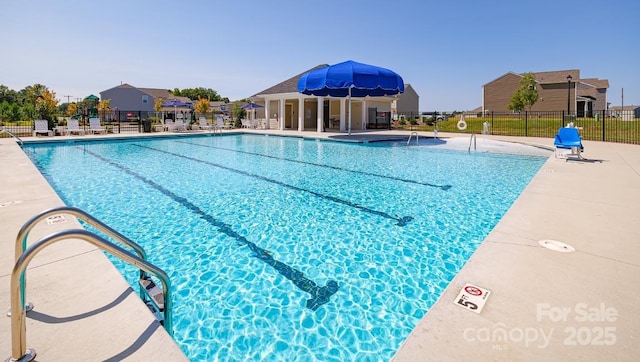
[{"left": 142, "top": 95, "right": 148, "bottom": 104}]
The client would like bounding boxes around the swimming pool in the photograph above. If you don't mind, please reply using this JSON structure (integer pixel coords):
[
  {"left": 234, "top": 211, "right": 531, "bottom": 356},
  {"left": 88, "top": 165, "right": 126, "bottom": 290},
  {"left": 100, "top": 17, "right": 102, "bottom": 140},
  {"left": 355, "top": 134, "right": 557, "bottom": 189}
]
[{"left": 24, "top": 134, "right": 548, "bottom": 361}]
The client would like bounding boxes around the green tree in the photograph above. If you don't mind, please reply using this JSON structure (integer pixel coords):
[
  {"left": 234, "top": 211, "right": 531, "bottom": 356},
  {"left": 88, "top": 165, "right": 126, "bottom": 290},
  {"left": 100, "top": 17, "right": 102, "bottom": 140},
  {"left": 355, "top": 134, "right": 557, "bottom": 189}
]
[
  {"left": 7, "top": 103, "right": 22, "bottom": 123},
  {"left": 231, "top": 102, "right": 246, "bottom": 127},
  {"left": 22, "top": 103, "right": 36, "bottom": 121},
  {"left": 20, "top": 84, "right": 49, "bottom": 106},
  {"left": 172, "top": 87, "right": 227, "bottom": 102},
  {"left": 35, "top": 90, "right": 59, "bottom": 128},
  {"left": 0, "top": 85, "right": 18, "bottom": 104},
  {"left": 508, "top": 72, "right": 538, "bottom": 112}
]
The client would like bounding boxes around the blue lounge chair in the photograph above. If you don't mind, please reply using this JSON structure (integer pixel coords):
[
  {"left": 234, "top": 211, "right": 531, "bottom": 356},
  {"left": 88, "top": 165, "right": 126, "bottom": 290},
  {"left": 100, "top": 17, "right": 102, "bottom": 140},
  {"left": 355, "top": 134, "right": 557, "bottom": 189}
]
[{"left": 554, "top": 127, "right": 584, "bottom": 159}]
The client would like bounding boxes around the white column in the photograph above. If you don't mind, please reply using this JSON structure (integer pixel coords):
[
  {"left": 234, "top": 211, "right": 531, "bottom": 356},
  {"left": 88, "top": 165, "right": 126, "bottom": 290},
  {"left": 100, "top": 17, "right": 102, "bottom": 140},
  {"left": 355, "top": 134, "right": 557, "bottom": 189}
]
[
  {"left": 298, "top": 97, "right": 304, "bottom": 132},
  {"left": 279, "top": 98, "right": 285, "bottom": 131},
  {"left": 340, "top": 98, "right": 346, "bottom": 131},
  {"left": 264, "top": 99, "right": 270, "bottom": 129},
  {"left": 361, "top": 99, "right": 367, "bottom": 130},
  {"left": 317, "top": 96, "right": 324, "bottom": 132}
]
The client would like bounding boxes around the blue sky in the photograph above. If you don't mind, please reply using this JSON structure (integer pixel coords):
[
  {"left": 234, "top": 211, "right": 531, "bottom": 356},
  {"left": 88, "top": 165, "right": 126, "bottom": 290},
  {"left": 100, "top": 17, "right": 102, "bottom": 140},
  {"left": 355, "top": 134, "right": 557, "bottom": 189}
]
[{"left": 1, "top": 0, "right": 638, "bottom": 111}]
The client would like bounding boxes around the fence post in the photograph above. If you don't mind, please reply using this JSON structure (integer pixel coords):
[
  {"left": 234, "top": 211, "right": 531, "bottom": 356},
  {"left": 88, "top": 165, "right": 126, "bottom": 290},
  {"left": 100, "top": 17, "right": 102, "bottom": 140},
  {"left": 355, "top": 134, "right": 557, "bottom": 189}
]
[
  {"left": 491, "top": 111, "right": 494, "bottom": 132},
  {"left": 525, "top": 111, "right": 528, "bottom": 137},
  {"left": 116, "top": 110, "right": 121, "bottom": 134},
  {"left": 601, "top": 110, "right": 605, "bottom": 141},
  {"left": 562, "top": 110, "right": 565, "bottom": 127}
]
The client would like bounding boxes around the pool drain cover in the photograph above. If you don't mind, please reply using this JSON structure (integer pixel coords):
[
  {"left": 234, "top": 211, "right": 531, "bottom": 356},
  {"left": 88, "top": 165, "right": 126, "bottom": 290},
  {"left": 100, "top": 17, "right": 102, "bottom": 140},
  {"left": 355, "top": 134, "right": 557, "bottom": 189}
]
[{"left": 538, "top": 239, "right": 575, "bottom": 253}]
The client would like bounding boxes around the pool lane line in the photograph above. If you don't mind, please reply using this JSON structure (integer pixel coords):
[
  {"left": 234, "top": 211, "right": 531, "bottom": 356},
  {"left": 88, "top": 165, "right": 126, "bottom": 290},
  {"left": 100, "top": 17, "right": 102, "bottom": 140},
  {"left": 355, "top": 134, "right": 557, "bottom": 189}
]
[
  {"left": 134, "top": 143, "right": 414, "bottom": 227},
  {"left": 175, "top": 140, "right": 452, "bottom": 191},
  {"left": 81, "top": 148, "right": 339, "bottom": 311}
]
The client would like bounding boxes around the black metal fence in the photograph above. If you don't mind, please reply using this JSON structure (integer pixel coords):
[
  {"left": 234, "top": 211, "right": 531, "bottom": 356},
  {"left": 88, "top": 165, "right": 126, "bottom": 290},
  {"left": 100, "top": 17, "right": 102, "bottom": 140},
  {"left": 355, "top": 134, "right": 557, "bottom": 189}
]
[
  {"left": 2, "top": 110, "right": 638, "bottom": 145},
  {"left": 397, "top": 110, "right": 640, "bottom": 145},
  {"left": 0, "top": 110, "right": 227, "bottom": 137}
]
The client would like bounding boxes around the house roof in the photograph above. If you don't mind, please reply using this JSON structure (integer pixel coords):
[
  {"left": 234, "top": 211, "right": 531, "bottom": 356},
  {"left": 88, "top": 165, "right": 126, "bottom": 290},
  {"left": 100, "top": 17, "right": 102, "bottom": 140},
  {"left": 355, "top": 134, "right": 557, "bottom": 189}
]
[
  {"left": 482, "top": 72, "right": 519, "bottom": 87},
  {"left": 484, "top": 69, "right": 609, "bottom": 90},
  {"left": 101, "top": 83, "right": 191, "bottom": 103},
  {"left": 533, "top": 69, "right": 580, "bottom": 84},
  {"left": 577, "top": 86, "right": 598, "bottom": 99},
  {"left": 138, "top": 87, "right": 173, "bottom": 100},
  {"left": 251, "top": 64, "right": 329, "bottom": 97},
  {"left": 580, "top": 78, "right": 610, "bottom": 89},
  {"left": 100, "top": 83, "right": 136, "bottom": 93},
  {"left": 208, "top": 101, "right": 226, "bottom": 107},
  {"left": 609, "top": 105, "right": 640, "bottom": 111}
]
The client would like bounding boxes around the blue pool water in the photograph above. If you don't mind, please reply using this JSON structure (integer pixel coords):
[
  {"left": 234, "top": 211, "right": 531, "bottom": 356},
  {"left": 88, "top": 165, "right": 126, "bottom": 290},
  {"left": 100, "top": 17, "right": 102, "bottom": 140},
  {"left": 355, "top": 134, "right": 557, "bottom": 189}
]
[{"left": 24, "top": 134, "right": 548, "bottom": 361}]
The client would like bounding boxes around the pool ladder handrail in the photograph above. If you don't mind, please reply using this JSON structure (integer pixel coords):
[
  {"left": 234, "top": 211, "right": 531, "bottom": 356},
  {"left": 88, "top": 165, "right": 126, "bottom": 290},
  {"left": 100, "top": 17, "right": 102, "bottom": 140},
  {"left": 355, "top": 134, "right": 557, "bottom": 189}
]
[
  {"left": 0, "top": 128, "right": 24, "bottom": 147},
  {"left": 10, "top": 206, "right": 150, "bottom": 317},
  {"left": 7, "top": 229, "right": 173, "bottom": 362},
  {"left": 407, "top": 131, "right": 419, "bottom": 146},
  {"left": 7, "top": 206, "right": 173, "bottom": 361},
  {"left": 468, "top": 133, "right": 477, "bottom": 153}
]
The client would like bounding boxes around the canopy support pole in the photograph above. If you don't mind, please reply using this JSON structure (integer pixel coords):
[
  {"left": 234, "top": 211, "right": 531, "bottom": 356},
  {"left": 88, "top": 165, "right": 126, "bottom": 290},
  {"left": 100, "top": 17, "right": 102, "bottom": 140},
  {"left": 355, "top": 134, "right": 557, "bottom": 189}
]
[{"left": 348, "top": 86, "right": 352, "bottom": 136}]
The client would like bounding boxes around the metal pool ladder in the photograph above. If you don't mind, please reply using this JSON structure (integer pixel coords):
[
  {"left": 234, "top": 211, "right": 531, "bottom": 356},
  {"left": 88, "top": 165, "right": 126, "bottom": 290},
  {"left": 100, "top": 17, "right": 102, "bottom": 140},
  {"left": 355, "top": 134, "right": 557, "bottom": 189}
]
[
  {"left": 407, "top": 131, "right": 419, "bottom": 145},
  {"left": 468, "top": 133, "right": 477, "bottom": 153},
  {"left": 6, "top": 206, "right": 173, "bottom": 362},
  {"left": 0, "top": 129, "right": 23, "bottom": 147}
]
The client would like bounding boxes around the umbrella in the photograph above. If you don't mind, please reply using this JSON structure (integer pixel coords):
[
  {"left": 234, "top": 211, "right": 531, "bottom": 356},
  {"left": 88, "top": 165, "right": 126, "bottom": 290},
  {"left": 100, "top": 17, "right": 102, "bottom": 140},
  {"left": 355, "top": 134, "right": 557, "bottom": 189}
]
[
  {"left": 162, "top": 99, "right": 190, "bottom": 108},
  {"left": 241, "top": 102, "right": 264, "bottom": 120},
  {"left": 297, "top": 60, "right": 404, "bottom": 135},
  {"left": 162, "top": 99, "right": 191, "bottom": 122},
  {"left": 240, "top": 102, "right": 263, "bottom": 109}
]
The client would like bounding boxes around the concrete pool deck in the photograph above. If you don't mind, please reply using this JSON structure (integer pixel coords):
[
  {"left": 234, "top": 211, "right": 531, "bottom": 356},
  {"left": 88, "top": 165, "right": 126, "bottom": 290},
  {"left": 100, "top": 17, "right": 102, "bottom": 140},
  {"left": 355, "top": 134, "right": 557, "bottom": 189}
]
[{"left": 1, "top": 129, "right": 639, "bottom": 361}]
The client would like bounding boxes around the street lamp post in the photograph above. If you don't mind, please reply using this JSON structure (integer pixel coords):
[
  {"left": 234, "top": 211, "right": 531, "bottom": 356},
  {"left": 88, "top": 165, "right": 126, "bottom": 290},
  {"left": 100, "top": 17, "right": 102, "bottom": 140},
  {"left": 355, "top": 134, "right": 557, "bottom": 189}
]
[{"left": 566, "top": 74, "right": 572, "bottom": 116}]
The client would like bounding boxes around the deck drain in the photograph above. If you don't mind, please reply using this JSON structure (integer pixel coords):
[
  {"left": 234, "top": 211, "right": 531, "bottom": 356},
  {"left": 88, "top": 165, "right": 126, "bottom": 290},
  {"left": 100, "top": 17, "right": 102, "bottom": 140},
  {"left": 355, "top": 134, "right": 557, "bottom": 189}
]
[
  {"left": 0, "top": 200, "right": 23, "bottom": 208},
  {"left": 45, "top": 215, "right": 67, "bottom": 225},
  {"left": 538, "top": 239, "right": 575, "bottom": 253}
]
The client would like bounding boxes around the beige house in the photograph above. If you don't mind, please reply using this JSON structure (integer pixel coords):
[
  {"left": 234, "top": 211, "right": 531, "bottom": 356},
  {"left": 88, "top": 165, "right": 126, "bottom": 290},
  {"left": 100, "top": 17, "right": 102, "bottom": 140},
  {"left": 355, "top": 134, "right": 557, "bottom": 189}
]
[
  {"left": 250, "top": 64, "right": 407, "bottom": 132},
  {"left": 391, "top": 84, "right": 419, "bottom": 119},
  {"left": 483, "top": 70, "right": 609, "bottom": 116},
  {"left": 609, "top": 105, "right": 640, "bottom": 120}
]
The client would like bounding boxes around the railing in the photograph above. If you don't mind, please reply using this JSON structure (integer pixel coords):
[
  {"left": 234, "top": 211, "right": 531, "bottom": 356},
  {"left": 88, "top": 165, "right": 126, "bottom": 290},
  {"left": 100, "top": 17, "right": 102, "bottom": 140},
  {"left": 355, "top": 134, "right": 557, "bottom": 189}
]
[
  {"left": 407, "top": 131, "right": 419, "bottom": 145},
  {"left": 2, "top": 110, "right": 639, "bottom": 144},
  {"left": 395, "top": 110, "right": 640, "bottom": 145},
  {"left": 12, "top": 206, "right": 150, "bottom": 313},
  {"left": 0, "top": 111, "right": 235, "bottom": 138},
  {"left": 7, "top": 229, "right": 173, "bottom": 361},
  {"left": 0, "top": 128, "right": 23, "bottom": 146},
  {"left": 468, "top": 134, "right": 477, "bottom": 153}
]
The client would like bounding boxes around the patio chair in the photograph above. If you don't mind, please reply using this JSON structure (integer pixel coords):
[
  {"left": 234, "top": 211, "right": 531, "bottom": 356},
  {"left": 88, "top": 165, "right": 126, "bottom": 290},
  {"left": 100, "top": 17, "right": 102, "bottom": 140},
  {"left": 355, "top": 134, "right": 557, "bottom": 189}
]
[
  {"left": 197, "top": 117, "right": 212, "bottom": 130},
  {"left": 164, "top": 119, "right": 174, "bottom": 131},
  {"left": 173, "top": 119, "right": 187, "bottom": 132},
  {"left": 214, "top": 116, "right": 224, "bottom": 130},
  {"left": 33, "top": 120, "right": 53, "bottom": 137},
  {"left": 66, "top": 119, "right": 86, "bottom": 136},
  {"left": 554, "top": 127, "right": 584, "bottom": 159},
  {"left": 241, "top": 119, "right": 252, "bottom": 128},
  {"left": 89, "top": 118, "right": 107, "bottom": 134},
  {"left": 252, "top": 119, "right": 263, "bottom": 129},
  {"left": 216, "top": 116, "right": 231, "bottom": 129}
]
